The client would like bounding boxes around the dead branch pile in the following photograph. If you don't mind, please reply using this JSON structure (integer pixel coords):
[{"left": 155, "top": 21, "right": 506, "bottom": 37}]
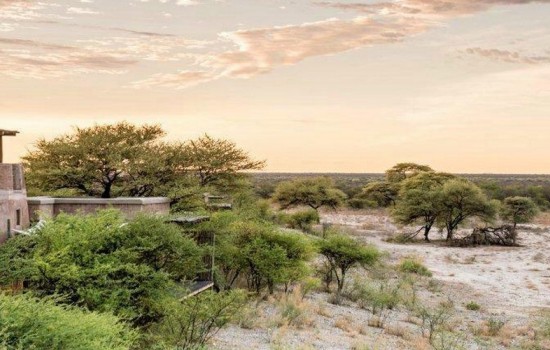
[{"left": 450, "top": 225, "right": 518, "bottom": 247}]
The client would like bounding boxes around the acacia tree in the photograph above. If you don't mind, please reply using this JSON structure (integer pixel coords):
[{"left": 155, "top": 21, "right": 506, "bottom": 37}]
[
  {"left": 357, "top": 181, "right": 399, "bottom": 207},
  {"left": 501, "top": 196, "right": 538, "bottom": 229},
  {"left": 24, "top": 123, "right": 166, "bottom": 198},
  {"left": 272, "top": 177, "right": 347, "bottom": 211},
  {"left": 354, "top": 163, "right": 433, "bottom": 208},
  {"left": 392, "top": 172, "right": 455, "bottom": 241},
  {"left": 184, "top": 134, "right": 265, "bottom": 188},
  {"left": 439, "top": 179, "right": 497, "bottom": 241},
  {"left": 385, "top": 163, "right": 433, "bottom": 184},
  {"left": 23, "top": 124, "right": 264, "bottom": 203},
  {"left": 318, "top": 232, "right": 380, "bottom": 294}
]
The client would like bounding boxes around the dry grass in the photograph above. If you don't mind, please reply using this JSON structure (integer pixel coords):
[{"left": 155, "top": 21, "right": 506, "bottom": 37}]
[
  {"left": 334, "top": 315, "right": 355, "bottom": 334},
  {"left": 534, "top": 212, "right": 550, "bottom": 226},
  {"left": 273, "top": 288, "right": 315, "bottom": 329},
  {"left": 384, "top": 323, "right": 408, "bottom": 338}
]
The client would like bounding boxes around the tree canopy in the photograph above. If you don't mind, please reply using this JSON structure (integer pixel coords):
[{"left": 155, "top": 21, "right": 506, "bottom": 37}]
[
  {"left": 385, "top": 163, "right": 434, "bottom": 184},
  {"left": 272, "top": 177, "right": 347, "bottom": 210},
  {"left": 317, "top": 231, "right": 380, "bottom": 293},
  {"left": 439, "top": 179, "right": 497, "bottom": 240},
  {"left": 392, "top": 172, "right": 455, "bottom": 241},
  {"left": 23, "top": 123, "right": 264, "bottom": 202},
  {"left": 501, "top": 196, "right": 538, "bottom": 228}
]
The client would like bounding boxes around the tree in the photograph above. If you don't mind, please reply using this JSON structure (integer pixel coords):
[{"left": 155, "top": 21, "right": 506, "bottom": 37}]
[
  {"left": 24, "top": 122, "right": 166, "bottom": 198},
  {"left": 391, "top": 172, "right": 455, "bottom": 241},
  {"left": 272, "top": 177, "right": 347, "bottom": 210},
  {"left": 196, "top": 213, "right": 314, "bottom": 293},
  {"left": 501, "top": 196, "right": 538, "bottom": 229},
  {"left": 385, "top": 162, "right": 433, "bottom": 184},
  {"left": 317, "top": 232, "right": 380, "bottom": 294},
  {"left": 23, "top": 124, "right": 264, "bottom": 204},
  {"left": 357, "top": 181, "right": 399, "bottom": 207},
  {"left": 184, "top": 134, "right": 265, "bottom": 188},
  {"left": 439, "top": 179, "right": 497, "bottom": 241},
  {"left": 0, "top": 293, "right": 137, "bottom": 350}
]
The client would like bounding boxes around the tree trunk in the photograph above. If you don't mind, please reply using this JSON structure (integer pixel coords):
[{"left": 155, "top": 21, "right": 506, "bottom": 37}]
[
  {"left": 101, "top": 182, "right": 112, "bottom": 198},
  {"left": 424, "top": 226, "right": 431, "bottom": 242}
]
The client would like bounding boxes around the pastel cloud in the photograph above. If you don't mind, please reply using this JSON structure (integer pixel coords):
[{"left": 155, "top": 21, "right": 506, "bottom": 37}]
[
  {"left": 137, "top": 0, "right": 550, "bottom": 89},
  {"left": 316, "top": 0, "right": 550, "bottom": 17},
  {"left": 463, "top": 47, "right": 550, "bottom": 64},
  {"left": 0, "top": 33, "right": 205, "bottom": 78}
]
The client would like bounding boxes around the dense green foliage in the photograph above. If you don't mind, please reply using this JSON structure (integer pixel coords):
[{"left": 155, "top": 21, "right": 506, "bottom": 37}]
[
  {"left": 0, "top": 293, "right": 137, "bottom": 350},
  {"left": 318, "top": 231, "right": 380, "bottom": 293},
  {"left": 278, "top": 209, "right": 320, "bottom": 232},
  {"left": 439, "top": 179, "right": 497, "bottom": 240},
  {"left": 23, "top": 123, "right": 264, "bottom": 209},
  {"left": 392, "top": 172, "right": 455, "bottom": 241},
  {"left": 501, "top": 196, "right": 539, "bottom": 228},
  {"left": 197, "top": 212, "right": 315, "bottom": 293},
  {"left": 273, "top": 177, "right": 347, "bottom": 210},
  {"left": 0, "top": 211, "right": 203, "bottom": 328}
]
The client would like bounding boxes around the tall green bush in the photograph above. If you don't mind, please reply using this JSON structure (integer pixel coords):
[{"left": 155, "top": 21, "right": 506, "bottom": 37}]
[
  {"left": 0, "top": 210, "right": 203, "bottom": 328},
  {"left": 0, "top": 293, "right": 137, "bottom": 350}
]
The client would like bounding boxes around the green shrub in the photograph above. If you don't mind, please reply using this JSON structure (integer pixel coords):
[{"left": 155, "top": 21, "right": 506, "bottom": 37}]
[
  {"left": 398, "top": 257, "right": 432, "bottom": 277},
  {"left": 465, "top": 301, "right": 481, "bottom": 311},
  {"left": 0, "top": 210, "right": 203, "bottom": 328},
  {"left": 200, "top": 215, "right": 316, "bottom": 293},
  {"left": 0, "top": 293, "right": 137, "bottom": 350},
  {"left": 347, "top": 280, "right": 400, "bottom": 316},
  {"left": 149, "top": 290, "right": 246, "bottom": 350},
  {"left": 283, "top": 209, "right": 320, "bottom": 232},
  {"left": 486, "top": 317, "right": 505, "bottom": 336},
  {"left": 318, "top": 231, "right": 380, "bottom": 293}
]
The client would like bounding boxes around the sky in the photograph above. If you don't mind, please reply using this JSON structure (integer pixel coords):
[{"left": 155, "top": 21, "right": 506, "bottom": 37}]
[{"left": 0, "top": 0, "right": 549, "bottom": 173}]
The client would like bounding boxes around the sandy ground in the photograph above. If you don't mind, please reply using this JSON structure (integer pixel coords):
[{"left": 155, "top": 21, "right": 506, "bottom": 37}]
[
  {"left": 213, "top": 210, "right": 550, "bottom": 350},
  {"left": 322, "top": 212, "right": 550, "bottom": 312}
]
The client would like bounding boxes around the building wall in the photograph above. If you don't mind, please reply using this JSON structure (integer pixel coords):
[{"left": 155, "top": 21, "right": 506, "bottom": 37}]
[
  {"left": 0, "top": 164, "right": 30, "bottom": 243},
  {"left": 28, "top": 197, "right": 171, "bottom": 221}
]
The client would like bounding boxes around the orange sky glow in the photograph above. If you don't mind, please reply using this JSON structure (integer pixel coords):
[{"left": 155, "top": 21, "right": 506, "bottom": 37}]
[{"left": 1, "top": 0, "right": 550, "bottom": 173}]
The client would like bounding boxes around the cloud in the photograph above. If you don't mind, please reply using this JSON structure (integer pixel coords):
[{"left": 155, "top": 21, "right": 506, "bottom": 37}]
[
  {"left": 463, "top": 47, "right": 550, "bottom": 64},
  {"left": 316, "top": 0, "right": 550, "bottom": 17},
  {"left": 67, "top": 7, "right": 100, "bottom": 15},
  {"left": 137, "top": 0, "right": 549, "bottom": 89},
  {"left": 0, "top": 33, "right": 207, "bottom": 78},
  {"left": 214, "top": 16, "right": 428, "bottom": 78}
]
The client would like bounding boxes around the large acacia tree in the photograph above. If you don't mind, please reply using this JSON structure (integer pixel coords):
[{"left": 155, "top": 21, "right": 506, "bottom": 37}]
[
  {"left": 392, "top": 172, "right": 455, "bottom": 241},
  {"left": 272, "top": 177, "right": 347, "bottom": 211},
  {"left": 24, "top": 123, "right": 264, "bottom": 200},
  {"left": 24, "top": 123, "right": 168, "bottom": 198},
  {"left": 439, "top": 179, "right": 497, "bottom": 240}
]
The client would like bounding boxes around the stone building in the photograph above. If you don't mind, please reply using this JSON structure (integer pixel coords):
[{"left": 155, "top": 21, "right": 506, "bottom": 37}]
[{"left": 0, "top": 163, "right": 30, "bottom": 243}]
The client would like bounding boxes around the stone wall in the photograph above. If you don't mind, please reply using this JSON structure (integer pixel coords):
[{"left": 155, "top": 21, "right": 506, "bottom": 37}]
[
  {"left": 0, "top": 164, "right": 30, "bottom": 243},
  {"left": 28, "top": 197, "right": 171, "bottom": 221}
]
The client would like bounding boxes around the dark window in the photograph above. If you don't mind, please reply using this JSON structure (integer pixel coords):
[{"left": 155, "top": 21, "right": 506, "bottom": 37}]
[{"left": 16, "top": 209, "right": 21, "bottom": 226}]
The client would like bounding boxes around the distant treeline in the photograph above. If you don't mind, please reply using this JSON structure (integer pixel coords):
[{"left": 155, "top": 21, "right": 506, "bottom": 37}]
[{"left": 252, "top": 173, "right": 550, "bottom": 209}]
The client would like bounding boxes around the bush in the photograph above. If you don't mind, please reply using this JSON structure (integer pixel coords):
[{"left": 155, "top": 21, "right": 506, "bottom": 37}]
[
  {"left": 199, "top": 215, "right": 315, "bottom": 294},
  {"left": 465, "top": 301, "right": 481, "bottom": 311},
  {"left": 0, "top": 211, "right": 203, "bottom": 328},
  {"left": 148, "top": 290, "right": 246, "bottom": 349},
  {"left": 347, "top": 280, "right": 400, "bottom": 318},
  {"left": 398, "top": 257, "right": 433, "bottom": 277},
  {"left": 282, "top": 209, "right": 320, "bottom": 233},
  {"left": 0, "top": 293, "right": 137, "bottom": 350}
]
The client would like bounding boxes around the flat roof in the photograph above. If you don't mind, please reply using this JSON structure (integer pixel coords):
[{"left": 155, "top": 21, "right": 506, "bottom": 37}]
[{"left": 0, "top": 130, "right": 19, "bottom": 136}]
